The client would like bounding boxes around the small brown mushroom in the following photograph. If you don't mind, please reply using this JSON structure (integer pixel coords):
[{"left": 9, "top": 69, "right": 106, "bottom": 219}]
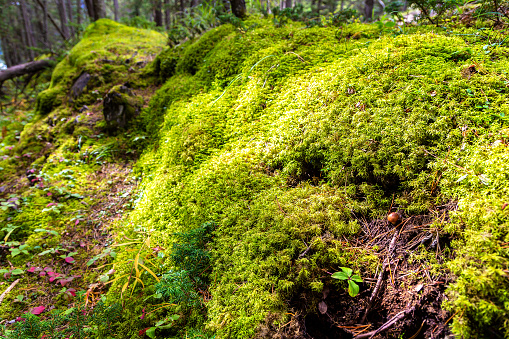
[{"left": 387, "top": 212, "right": 400, "bottom": 225}]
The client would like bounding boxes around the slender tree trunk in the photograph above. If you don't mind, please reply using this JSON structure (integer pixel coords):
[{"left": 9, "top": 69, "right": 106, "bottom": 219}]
[
  {"left": 364, "top": 0, "right": 374, "bottom": 21},
  {"left": 164, "top": 0, "right": 171, "bottom": 29},
  {"left": 77, "top": 0, "right": 81, "bottom": 24},
  {"left": 41, "top": 0, "right": 51, "bottom": 49},
  {"left": 113, "top": 0, "right": 119, "bottom": 21},
  {"left": 230, "top": 0, "right": 246, "bottom": 17},
  {"left": 55, "top": 0, "right": 71, "bottom": 39},
  {"left": 285, "top": 0, "right": 291, "bottom": 8},
  {"left": 191, "top": 0, "right": 199, "bottom": 7},
  {"left": 154, "top": 0, "right": 163, "bottom": 25},
  {"left": 19, "top": 0, "right": 36, "bottom": 60},
  {"left": 340, "top": 0, "right": 343, "bottom": 10},
  {"left": 180, "top": 0, "right": 185, "bottom": 16},
  {"left": 66, "top": 0, "right": 75, "bottom": 36},
  {"left": 316, "top": 0, "right": 321, "bottom": 14}
]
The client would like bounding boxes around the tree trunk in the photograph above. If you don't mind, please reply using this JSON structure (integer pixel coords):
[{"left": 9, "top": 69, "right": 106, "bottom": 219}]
[
  {"left": 316, "top": 0, "right": 321, "bottom": 15},
  {"left": 0, "top": 59, "right": 51, "bottom": 87},
  {"left": 230, "top": 0, "right": 246, "bottom": 17},
  {"left": 154, "top": 0, "right": 163, "bottom": 26},
  {"left": 180, "top": 0, "right": 185, "bottom": 16},
  {"left": 19, "top": 0, "right": 36, "bottom": 60},
  {"left": 84, "top": 0, "right": 96, "bottom": 19},
  {"left": 164, "top": 0, "right": 171, "bottom": 29},
  {"left": 66, "top": 0, "right": 75, "bottom": 36},
  {"left": 364, "top": 0, "right": 374, "bottom": 21},
  {"left": 77, "top": 0, "right": 81, "bottom": 25},
  {"left": 113, "top": 0, "right": 119, "bottom": 21},
  {"left": 55, "top": 0, "right": 71, "bottom": 39},
  {"left": 92, "top": 0, "right": 106, "bottom": 20},
  {"left": 191, "top": 0, "right": 199, "bottom": 7},
  {"left": 340, "top": 0, "right": 343, "bottom": 10},
  {"left": 285, "top": 0, "right": 292, "bottom": 8}
]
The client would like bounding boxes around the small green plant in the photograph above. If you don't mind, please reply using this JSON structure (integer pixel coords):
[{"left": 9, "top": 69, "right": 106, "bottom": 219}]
[
  {"left": 144, "top": 314, "right": 180, "bottom": 338},
  {"left": 332, "top": 267, "right": 363, "bottom": 297}
]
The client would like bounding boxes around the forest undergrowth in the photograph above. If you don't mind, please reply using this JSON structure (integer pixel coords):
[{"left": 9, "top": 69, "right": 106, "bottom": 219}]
[{"left": 0, "top": 13, "right": 509, "bottom": 339}]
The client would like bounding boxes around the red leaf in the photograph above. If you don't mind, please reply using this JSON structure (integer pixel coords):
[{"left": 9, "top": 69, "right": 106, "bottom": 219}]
[
  {"left": 27, "top": 267, "right": 36, "bottom": 273},
  {"left": 65, "top": 257, "right": 75, "bottom": 264},
  {"left": 39, "top": 272, "right": 46, "bottom": 277},
  {"left": 139, "top": 328, "right": 149, "bottom": 336},
  {"left": 49, "top": 276, "right": 56, "bottom": 282},
  {"left": 47, "top": 192, "right": 52, "bottom": 196},
  {"left": 47, "top": 271, "right": 55, "bottom": 277},
  {"left": 75, "top": 219, "right": 80, "bottom": 226},
  {"left": 67, "top": 288, "right": 76, "bottom": 297},
  {"left": 46, "top": 203, "right": 56, "bottom": 207},
  {"left": 31, "top": 306, "right": 45, "bottom": 315}
]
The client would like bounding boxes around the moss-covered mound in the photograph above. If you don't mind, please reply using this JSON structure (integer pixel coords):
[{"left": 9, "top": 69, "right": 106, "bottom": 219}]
[
  {"left": 105, "top": 19, "right": 509, "bottom": 339},
  {"left": 35, "top": 19, "right": 165, "bottom": 115}
]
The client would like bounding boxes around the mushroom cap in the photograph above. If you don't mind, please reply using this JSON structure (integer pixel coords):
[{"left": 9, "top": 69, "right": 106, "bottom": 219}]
[{"left": 387, "top": 212, "right": 400, "bottom": 225}]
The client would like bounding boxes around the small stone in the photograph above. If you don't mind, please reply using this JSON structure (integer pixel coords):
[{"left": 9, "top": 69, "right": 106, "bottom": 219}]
[
  {"left": 414, "top": 284, "right": 424, "bottom": 292},
  {"left": 318, "top": 301, "right": 327, "bottom": 314}
]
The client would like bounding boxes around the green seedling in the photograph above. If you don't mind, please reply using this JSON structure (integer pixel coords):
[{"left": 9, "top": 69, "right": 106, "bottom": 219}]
[{"left": 332, "top": 267, "right": 363, "bottom": 297}]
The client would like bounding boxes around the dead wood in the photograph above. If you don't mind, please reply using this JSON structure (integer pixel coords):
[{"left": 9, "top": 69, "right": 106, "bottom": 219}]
[{"left": 0, "top": 59, "right": 52, "bottom": 87}]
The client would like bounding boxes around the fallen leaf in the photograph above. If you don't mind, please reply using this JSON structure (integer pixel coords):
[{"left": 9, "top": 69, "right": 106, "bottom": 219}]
[
  {"left": 31, "top": 306, "right": 45, "bottom": 315},
  {"left": 65, "top": 257, "right": 75, "bottom": 264}
]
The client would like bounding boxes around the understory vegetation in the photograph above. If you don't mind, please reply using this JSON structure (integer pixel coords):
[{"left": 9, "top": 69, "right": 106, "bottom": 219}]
[{"left": 1, "top": 7, "right": 509, "bottom": 339}]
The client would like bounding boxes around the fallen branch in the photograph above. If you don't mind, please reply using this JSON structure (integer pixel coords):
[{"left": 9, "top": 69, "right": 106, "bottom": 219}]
[
  {"left": 0, "top": 279, "right": 20, "bottom": 306},
  {"left": 355, "top": 306, "right": 416, "bottom": 339},
  {"left": 0, "top": 59, "right": 52, "bottom": 86}
]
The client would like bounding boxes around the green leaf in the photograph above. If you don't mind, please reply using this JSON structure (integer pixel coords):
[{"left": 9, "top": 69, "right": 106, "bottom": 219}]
[
  {"left": 351, "top": 274, "right": 363, "bottom": 283},
  {"left": 11, "top": 268, "right": 24, "bottom": 275},
  {"left": 340, "top": 267, "right": 353, "bottom": 276},
  {"left": 15, "top": 295, "right": 23, "bottom": 302},
  {"left": 347, "top": 280, "right": 360, "bottom": 297},
  {"left": 10, "top": 248, "right": 21, "bottom": 257},
  {"left": 331, "top": 272, "right": 349, "bottom": 280},
  {"left": 63, "top": 307, "right": 75, "bottom": 315},
  {"left": 146, "top": 327, "right": 156, "bottom": 339},
  {"left": 86, "top": 258, "right": 96, "bottom": 267},
  {"left": 385, "top": 21, "right": 396, "bottom": 27}
]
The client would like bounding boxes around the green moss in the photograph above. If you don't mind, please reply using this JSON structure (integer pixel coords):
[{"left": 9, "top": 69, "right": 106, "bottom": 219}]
[
  {"left": 35, "top": 19, "right": 166, "bottom": 115},
  {"left": 106, "top": 20, "right": 509, "bottom": 338}
]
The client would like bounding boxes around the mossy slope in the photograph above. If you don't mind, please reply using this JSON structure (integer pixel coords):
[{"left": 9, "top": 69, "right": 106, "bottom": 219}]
[{"left": 110, "top": 19, "right": 509, "bottom": 338}]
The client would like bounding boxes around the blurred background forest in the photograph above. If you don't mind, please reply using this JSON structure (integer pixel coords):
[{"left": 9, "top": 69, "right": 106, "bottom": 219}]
[{"left": 0, "top": 0, "right": 425, "bottom": 70}]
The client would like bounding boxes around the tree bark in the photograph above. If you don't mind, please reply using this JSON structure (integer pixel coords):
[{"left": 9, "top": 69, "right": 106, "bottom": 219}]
[
  {"left": 77, "top": 0, "right": 81, "bottom": 25},
  {"left": 154, "top": 0, "right": 163, "bottom": 26},
  {"left": 19, "top": 0, "right": 36, "bottom": 60},
  {"left": 164, "top": 0, "right": 171, "bottom": 29},
  {"left": 84, "top": 0, "right": 96, "bottom": 19},
  {"left": 113, "top": 0, "right": 119, "bottom": 21},
  {"left": 230, "top": 0, "right": 246, "bottom": 17},
  {"left": 364, "top": 0, "right": 374, "bottom": 21},
  {"left": 285, "top": 0, "right": 292, "bottom": 9},
  {"left": 66, "top": 0, "right": 75, "bottom": 36},
  {"left": 55, "top": 0, "right": 71, "bottom": 39},
  {"left": 0, "top": 59, "right": 52, "bottom": 86},
  {"left": 92, "top": 0, "right": 106, "bottom": 20}
]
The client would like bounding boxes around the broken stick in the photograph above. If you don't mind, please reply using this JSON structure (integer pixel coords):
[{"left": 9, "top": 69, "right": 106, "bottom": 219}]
[{"left": 0, "top": 279, "right": 20, "bottom": 306}]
